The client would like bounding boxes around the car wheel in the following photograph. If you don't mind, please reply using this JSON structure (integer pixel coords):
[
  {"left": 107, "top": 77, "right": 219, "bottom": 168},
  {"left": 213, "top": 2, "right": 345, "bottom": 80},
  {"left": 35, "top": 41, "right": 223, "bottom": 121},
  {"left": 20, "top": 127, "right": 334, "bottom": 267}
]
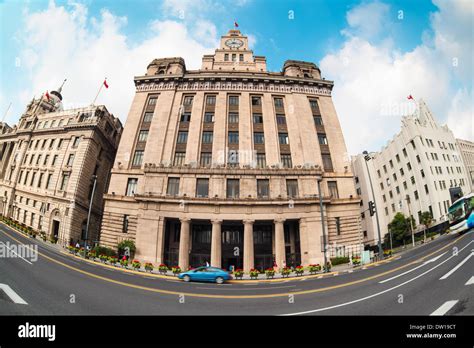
[
  {"left": 183, "top": 275, "right": 191, "bottom": 282},
  {"left": 216, "top": 276, "right": 224, "bottom": 284}
]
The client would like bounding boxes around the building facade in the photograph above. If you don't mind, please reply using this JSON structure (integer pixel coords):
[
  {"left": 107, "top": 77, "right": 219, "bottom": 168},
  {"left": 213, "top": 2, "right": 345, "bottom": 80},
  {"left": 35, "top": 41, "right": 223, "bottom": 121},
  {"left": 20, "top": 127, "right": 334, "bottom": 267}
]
[
  {"left": 352, "top": 100, "right": 471, "bottom": 245},
  {"left": 100, "top": 29, "right": 361, "bottom": 271},
  {"left": 0, "top": 84, "right": 123, "bottom": 245},
  {"left": 456, "top": 138, "right": 474, "bottom": 193}
]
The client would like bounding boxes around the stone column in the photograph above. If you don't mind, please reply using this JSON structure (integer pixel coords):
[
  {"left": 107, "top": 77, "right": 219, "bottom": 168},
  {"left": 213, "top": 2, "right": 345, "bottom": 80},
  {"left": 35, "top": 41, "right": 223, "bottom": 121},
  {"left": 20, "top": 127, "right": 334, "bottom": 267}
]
[
  {"left": 155, "top": 217, "right": 165, "bottom": 264},
  {"left": 274, "top": 218, "right": 286, "bottom": 270},
  {"left": 243, "top": 219, "right": 254, "bottom": 272},
  {"left": 178, "top": 217, "right": 191, "bottom": 270},
  {"left": 210, "top": 219, "right": 222, "bottom": 268}
]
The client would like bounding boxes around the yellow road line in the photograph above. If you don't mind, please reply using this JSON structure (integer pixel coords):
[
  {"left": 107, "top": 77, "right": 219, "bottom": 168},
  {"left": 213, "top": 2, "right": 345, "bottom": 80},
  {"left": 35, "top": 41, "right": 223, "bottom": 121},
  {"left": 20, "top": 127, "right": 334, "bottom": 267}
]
[{"left": 0, "top": 226, "right": 470, "bottom": 299}]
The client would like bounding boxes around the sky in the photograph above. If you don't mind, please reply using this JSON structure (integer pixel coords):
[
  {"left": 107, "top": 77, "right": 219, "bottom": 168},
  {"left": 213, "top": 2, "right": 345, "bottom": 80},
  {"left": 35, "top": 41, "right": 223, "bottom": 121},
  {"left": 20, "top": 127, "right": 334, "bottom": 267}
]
[{"left": 0, "top": 0, "right": 472, "bottom": 155}]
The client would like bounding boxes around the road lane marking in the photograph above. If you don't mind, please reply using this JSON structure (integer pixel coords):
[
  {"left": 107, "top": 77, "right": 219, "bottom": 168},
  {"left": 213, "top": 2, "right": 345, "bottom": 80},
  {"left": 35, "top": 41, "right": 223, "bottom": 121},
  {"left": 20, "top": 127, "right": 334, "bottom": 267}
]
[
  {"left": 439, "top": 250, "right": 473, "bottom": 280},
  {"left": 0, "top": 241, "right": 33, "bottom": 265},
  {"left": 379, "top": 252, "right": 448, "bottom": 283},
  {"left": 0, "top": 284, "right": 28, "bottom": 304},
  {"left": 281, "top": 240, "right": 474, "bottom": 315},
  {"left": 430, "top": 300, "right": 458, "bottom": 316},
  {"left": 0, "top": 227, "right": 471, "bottom": 299},
  {"left": 465, "top": 276, "right": 474, "bottom": 285},
  {"left": 196, "top": 285, "right": 295, "bottom": 291}
]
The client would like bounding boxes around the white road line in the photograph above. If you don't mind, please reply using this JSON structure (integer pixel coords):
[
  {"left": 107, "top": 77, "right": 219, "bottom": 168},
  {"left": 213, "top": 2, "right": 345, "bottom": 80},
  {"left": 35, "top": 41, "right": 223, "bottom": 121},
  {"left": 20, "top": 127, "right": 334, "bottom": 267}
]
[
  {"left": 465, "top": 276, "right": 474, "bottom": 285},
  {"left": 281, "top": 239, "right": 474, "bottom": 316},
  {"left": 0, "top": 284, "right": 28, "bottom": 304},
  {"left": 439, "top": 250, "right": 473, "bottom": 280},
  {"left": 347, "top": 270, "right": 353, "bottom": 273},
  {"left": 0, "top": 241, "right": 33, "bottom": 265},
  {"left": 379, "top": 252, "right": 448, "bottom": 284},
  {"left": 430, "top": 300, "right": 458, "bottom": 316}
]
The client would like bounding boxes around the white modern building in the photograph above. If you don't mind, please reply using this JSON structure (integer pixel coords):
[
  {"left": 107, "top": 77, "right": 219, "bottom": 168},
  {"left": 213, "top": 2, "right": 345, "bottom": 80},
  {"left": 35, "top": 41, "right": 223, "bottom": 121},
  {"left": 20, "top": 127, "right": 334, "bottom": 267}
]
[
  {"left": 352, "top": 100, "right": 471, "bottom": 245},
  {"left": 456, "top": 138, "right": 474, "bottom": 193}
]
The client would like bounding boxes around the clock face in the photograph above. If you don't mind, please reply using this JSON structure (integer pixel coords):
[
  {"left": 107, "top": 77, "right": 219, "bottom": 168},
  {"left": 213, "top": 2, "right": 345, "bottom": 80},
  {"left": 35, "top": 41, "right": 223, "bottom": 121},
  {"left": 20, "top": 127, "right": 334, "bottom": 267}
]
[{"left": 225, "top": 38, "right": 244, "bottom": 49}]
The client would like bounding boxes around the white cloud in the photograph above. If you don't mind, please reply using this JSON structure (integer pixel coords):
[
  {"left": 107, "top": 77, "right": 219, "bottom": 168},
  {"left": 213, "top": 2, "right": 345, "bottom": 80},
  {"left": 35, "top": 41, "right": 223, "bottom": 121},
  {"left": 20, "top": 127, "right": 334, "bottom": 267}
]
[
  {"left": 320, "top": 0, "right": 473, "bottom": 154},
  {"left": 342, "top": 1, "right": 391, "bottom": 40},
  {"left": 15, "top": 1, "right": 219, "bottom": 123}
]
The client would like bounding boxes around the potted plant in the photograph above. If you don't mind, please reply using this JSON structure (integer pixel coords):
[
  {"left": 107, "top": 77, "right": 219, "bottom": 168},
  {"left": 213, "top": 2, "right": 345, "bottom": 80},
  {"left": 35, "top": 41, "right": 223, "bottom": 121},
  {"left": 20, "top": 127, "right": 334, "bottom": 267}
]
[
  {"left": 280, "top": 267, "right": 292, "bottom": 278},
  {"left": 144, "top": 262, "right": 154, "bottom": 272},
  {"left": 171, "top": 266, "right": 181, "bottom": 276},
  {"left": 99, "top": 254, "right": 108, "bottom": 262},
  {"left": 265, "top": 268, "right": 276, "bottom": 279},
  {"left": 352, "top": 256, "right": 361, "bottom": 266},
  {"left": 249, "top": 268, "right": 259, "bottom": 279},
  {"left": 132, "top": 260, "right": 141, "bottom": 270},
  {"left": 120, "top": 256, "right": 129, "bottom": 268},
  {"left": 323, "top": 262, "right": 332, "bottom": 272},
  {"left": 308, "top": 264, "right": 321, "bottom": 274},
  {"left": 108, "top": 256, "right": 118, "bottom": 265},
  {"left": 295, "top": 265, "right": 304, "bottom": 276},
  {"left": 233, "top": 268, "right": 244, "bottom": 280},
  {"left": 158, "top": 264, "right": 168, "bottom": 274},
  {"left": 40, "top": 232, "right": 47, "bottom": 242}
]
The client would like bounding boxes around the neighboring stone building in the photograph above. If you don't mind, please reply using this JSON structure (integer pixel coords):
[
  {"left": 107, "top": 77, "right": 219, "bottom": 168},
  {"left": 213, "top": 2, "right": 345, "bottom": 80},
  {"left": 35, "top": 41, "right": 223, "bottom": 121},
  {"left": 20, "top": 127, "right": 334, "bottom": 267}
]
[
  {"left": 352, "top": 100, "right": 470, "bottom": 245},
  {"left": 456, "top": 138, "right": 474, "bottom": 193},
  {"left": 100, "top": 29, "right": 361, "bottom": 271},
  {"left": 0, "top": 83, "right": 123, "bottom": 246}
]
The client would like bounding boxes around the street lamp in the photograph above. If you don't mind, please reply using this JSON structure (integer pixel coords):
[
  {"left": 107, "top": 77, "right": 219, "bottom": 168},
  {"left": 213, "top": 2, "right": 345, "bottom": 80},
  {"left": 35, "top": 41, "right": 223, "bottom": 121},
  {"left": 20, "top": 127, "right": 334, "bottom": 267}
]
[
  {"left": 317, "top": 178, "right": 328, "bottom": 271},
  {"left": 362, "top": 151, "right": 384, "bottom": 260},
  {"left": 83, "top": 175, "right": 97, "bottom": 258},
  {"left": 405, "top": 194, "right": 415, "bottom": 247}
]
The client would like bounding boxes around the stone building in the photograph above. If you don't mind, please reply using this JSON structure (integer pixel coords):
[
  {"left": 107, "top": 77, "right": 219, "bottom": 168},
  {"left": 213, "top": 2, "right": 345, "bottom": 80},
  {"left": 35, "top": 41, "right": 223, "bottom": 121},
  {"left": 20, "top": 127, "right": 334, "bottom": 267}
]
[
  {"left": 0, "top": 83, "right": 122, "bottom": 245},
  {"left": 100, "top": 29, "right": 360, "bottom": 271},
  {"left": 352, "top": 100, "right": 470, "bottom": 245},
  {"left": 456, "top": 138, "right": 474, "bottom": 193}
]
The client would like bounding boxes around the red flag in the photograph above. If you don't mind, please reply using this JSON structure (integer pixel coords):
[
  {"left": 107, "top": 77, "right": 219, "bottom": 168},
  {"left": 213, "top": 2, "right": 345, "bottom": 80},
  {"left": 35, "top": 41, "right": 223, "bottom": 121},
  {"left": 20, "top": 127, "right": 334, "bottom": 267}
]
[
  {"left": 103, "top": 79, "right": 109, "bottom": 89},
  {"left": 234, "top": 20, "right": 239, "bottom": 28},
  {"left": 45, "top": 91, "right": 50, "bottom": 101},
  {"left": 407, "top": 95, "right": 414, "bottom": 100}
]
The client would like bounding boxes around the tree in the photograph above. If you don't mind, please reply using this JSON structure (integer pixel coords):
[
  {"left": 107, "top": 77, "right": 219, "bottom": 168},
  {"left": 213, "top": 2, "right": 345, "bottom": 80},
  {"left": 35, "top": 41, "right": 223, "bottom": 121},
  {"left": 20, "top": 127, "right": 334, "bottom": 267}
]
[
  {"left": 118, "top": 239, "right": 136, "bottom": 259},
  {"left": 420, "top": 211, "right": 433, "bottom": 242},
  {"left": 386, "top": 212, "right": 408, "bottom": 247}
]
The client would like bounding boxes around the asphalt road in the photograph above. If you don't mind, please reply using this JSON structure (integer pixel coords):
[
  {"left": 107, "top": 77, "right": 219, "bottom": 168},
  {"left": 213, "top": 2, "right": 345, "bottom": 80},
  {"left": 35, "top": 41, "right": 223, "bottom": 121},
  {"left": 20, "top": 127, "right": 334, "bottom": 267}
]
[{"left": 0, "top": 223, "right": 472, "bottom": 315}]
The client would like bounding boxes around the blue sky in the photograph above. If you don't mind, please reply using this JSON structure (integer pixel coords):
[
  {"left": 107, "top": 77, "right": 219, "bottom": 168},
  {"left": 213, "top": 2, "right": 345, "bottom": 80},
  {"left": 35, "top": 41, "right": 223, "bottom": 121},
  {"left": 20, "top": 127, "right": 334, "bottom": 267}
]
[{"left": 0, "top": 0, "right": 472, "bottom": 154}]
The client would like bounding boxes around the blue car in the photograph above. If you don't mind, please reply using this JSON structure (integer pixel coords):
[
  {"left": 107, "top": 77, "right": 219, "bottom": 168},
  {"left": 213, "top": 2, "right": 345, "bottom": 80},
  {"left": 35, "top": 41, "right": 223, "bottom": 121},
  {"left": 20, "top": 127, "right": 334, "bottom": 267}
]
[{"left": 178, "top": 267, "right": 233, "bottom": 284}]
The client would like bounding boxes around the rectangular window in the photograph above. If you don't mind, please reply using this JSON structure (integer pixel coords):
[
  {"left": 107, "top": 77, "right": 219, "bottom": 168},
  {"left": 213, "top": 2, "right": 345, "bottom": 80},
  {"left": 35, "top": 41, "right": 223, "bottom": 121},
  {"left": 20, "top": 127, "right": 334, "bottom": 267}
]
[
  {"left": 177, "top": 131, "right": 188, "bottom": 144},
  {"left": 309, "top": 99, "right": 319, "bottom": 109},
  {"left": 396, "top": 154, "right": 400, "bottom": 162},
  {"left": 281, "top": 154, "right": 292, "bottom": 168},
  {"left": 200, "top": 152, "right": 212, "bottom": 167},
  {"left": 232, "top": 54, "right": 236, "bottom": 62},
  {"left": 228, "top": 150, "right": 239, "bottom": 164},
  {"left": 328, "top": 181, "right": 339, "bottom": 199},
  {"left": 41, "top": 139, "right": 47, "bottom": 149},
  {"left": 274, "top": 98, "right": 284, "bottom": 108},
  {"left": 132, "top": 150, "right": 144, "bottom": 166},
  {"left": 126, "top": 178, "right": 138, "bottom": 196},
  {"left": 228, "top": 96, "right": 239, "bottom": 105},
  {"left": 183, "top": 96, "right": 194, "bottom": 106},
  {"left": 257, "top": 179, "right": 270, "bottom": 198},
  {"left": 403, "top": 148, "right": 407, "bottom": 157},
  {"left": 57, "top": 139, "right": 63, "bottom": 149},
  {"left": 286, "top": 179, "right": 298, "bottom": 198},
  {"left": 314, "top": 116, "right": 323, "bottom": 125},
  {"left": 46, "top": 174, "right": 53, "bottom": 189},
  {"left": 52, "top": 155, "right": 58, "bottom": 166},
  {"left": 276, "top": 114, "right": 286, "bottom": 124},
  {"left": 251, "top": 96, "right": 262, "bottom": 106},
  {"left": 166, "top": 178, "right": 180, "bottom": 195},
  {"left": 67, "top": 154, "right": 74, "bottom": 167},
  {"left": 256, "top": 153, "right": 266, "bottom": 168},
  {"left": 148, "top": 97, "right": 157, "bottom": 106},
  {"left": 335, "top": 217, "right": 341, "bottom": 235},
  {"left": 72, "top": 136, "right": 80, "bottom": 148},
  {"left": 226, "top": 179, "right": 240, "bottom": 198},
  {"left": 174, "top": 152, "right": 185, "bottom": 166},
  {"left": 239, "top": 54, "right": 244, "bottom": 62},
  {"left": 206, "top": 95, "right": 216, "bottom": 105},
  {"left": 411, "top": 176, "right": 415, "bottom": 184},
  {"left": 180, "top": 112, "right": 191, "bottom": 122},
  {"left": 228, "top": 132, "right": 239, "bottom": 144},
  {"left": 196, "top": 178, "right": 209, "bottom": 198},
  {"left": 49, "top": 139, "right": 55, "bottom": 149},
  {"left": 322, "top": 154, "right": 334, "bottom": 172},
  {"left": 228, "top": 112, "right": 239, "bottom": 123},
  {"left": 37, "top": 173, "right": 44, "bottom": 188},
  {"left": 253, "top": 132, "right": 264, "bottom": 144},
  {"left": 407, "top": 162, "right": 412, "bottom": 170},
  {"left": 36, "top": 154, "right": 42, "bottom": 165},
  {"left": 318, "top": 133, "right": 328, "bottom": 145},
  {"left": 43, "top": 154, "right": 49, "bottom": 166},
  {"left": 30, "top": 172, "right": 36, "bottom": 186},
  {"left": 203, "top": 112, "right": 214, "bottom": 123},
  {"left": 224, "top": 53, "right": 229, "bottom": 61},
  {"left": 202, "top": 131, "right": 213, "bottom": 144},
  {"left": 143, "top": 112, "right": 154, "bottom": 122},
  {"left": 138, "top": 130, "right": 148, "bottom": 142},
  {"left": 278, "top": 133, "right": 289, "bottom": 144},
  {"left": 252, "top": 113, "right": 263, "bottom": 124},
  {"left": 122, "top": 215, "right": 129, "bottom": 233},
  {"left": 60, "top": 174, "right": 69, "bottom": 191}
]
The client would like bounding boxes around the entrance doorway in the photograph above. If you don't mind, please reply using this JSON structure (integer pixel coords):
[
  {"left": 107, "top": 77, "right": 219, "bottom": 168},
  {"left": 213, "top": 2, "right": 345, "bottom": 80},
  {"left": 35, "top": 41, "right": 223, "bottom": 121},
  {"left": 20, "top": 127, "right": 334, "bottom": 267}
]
[
  {"left": 52, "top": 220, "right": 60, "bottom": 243},
  {"left": 284, "top": 220, "right": 301, "bottom": 267},
  {"left": 189, "top": 222, "right": 211, "bottom": 268},
  {"left": 254, "top": 222, "right": 273, "bottom": 271},
  {"left": 221, "top": 222, "right": 243, "bottom": 271},
  {"left": 163, "top": 219, "right": 180, "bottom": 267}
]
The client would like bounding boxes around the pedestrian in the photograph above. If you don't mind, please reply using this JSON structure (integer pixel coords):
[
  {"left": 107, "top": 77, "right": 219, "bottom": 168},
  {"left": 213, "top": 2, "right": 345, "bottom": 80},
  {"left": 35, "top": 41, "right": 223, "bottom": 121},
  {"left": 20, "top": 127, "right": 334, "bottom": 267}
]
[
  {"left": 205, "top": 260, "right": 210, "bottom": 267},
  {"left": 282, "top": 260, "right": 286, "bottom": 268},
  {"left": 75, "top": 241, "right": 80, "bottom": 249}
]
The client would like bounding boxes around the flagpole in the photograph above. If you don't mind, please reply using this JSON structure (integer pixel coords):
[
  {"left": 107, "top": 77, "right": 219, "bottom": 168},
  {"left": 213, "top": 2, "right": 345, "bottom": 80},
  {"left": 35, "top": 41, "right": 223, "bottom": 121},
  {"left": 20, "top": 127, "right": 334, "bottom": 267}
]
[
  {"left": 1, "top": 102, "right": 12, "bottom": 123},
  {"left": 92, "top": 79, "right": 106, "bottom": 106}
]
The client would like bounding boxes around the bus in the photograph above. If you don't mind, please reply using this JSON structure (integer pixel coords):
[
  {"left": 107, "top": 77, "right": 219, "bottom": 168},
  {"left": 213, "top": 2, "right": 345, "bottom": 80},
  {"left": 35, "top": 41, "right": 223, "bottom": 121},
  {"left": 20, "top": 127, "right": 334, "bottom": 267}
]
[{"left": 448, "top": 193, "right": 474, "bottom": 233}]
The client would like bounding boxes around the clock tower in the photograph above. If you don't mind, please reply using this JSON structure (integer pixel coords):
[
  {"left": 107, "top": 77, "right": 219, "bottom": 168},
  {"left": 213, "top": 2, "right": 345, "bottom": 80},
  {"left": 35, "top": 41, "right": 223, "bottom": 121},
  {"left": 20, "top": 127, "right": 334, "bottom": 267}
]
[{"left": 201, "top": 29, "right": 267, "bottom": 72}]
